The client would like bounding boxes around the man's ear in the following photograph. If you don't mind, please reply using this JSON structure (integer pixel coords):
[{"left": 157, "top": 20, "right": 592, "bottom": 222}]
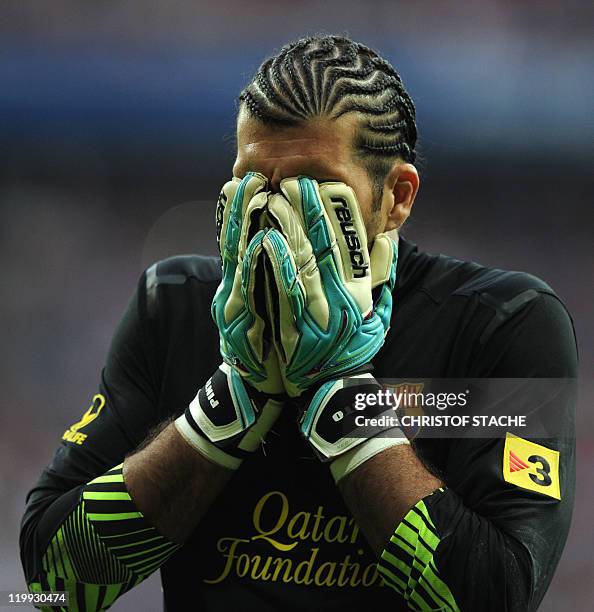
[{"left": 384, "top": 162, "right": 420, "bottom": 232}]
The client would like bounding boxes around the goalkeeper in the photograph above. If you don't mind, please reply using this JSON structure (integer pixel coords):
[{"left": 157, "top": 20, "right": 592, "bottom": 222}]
[{"left": 20, "top": 35, "right": 577, "bottom": 612}]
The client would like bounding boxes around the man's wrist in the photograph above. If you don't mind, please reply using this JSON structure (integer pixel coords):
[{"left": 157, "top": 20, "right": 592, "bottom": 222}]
[
  {"left": 330, "top": 434, "right": 410, "bottom": 483},
  {"left": 174, "top": 414, "right": 244, "bottom": 470},
  {"left": 175, "top": 365, "right": 282, "bottom": 470},
  {"left": 298, "top": 373, "right": 412, "bottom": 482}
]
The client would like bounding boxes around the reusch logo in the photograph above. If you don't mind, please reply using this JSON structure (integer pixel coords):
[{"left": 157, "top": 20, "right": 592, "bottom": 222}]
[{"left": 331, "top": 196, "right": 368, "bottom": 278}]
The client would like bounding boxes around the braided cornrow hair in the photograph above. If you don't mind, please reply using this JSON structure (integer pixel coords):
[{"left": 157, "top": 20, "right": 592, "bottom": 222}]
[{"left": 238, "top": 35, "right": 418, "bottom": 208}]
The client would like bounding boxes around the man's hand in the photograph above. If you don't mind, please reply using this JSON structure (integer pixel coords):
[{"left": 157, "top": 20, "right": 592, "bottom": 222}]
[
  {"left": 176, "top": 173, "right": 292, "bottom": 470},
  {"left": 174, "top": 363, "right": 282, "bottom": 470},
  {"left": 125, "top": 360, "right": 284, "bottom": 543},
  {"left": 237, "top": 175, "right": 406, "bottom": 481},
  {"left": 211, "top": 172, "right": 284, "bottom": 395},
  {"left": 256, "top": 176, "right": 398, "bottom": 397},
  {"left": 296, "top": 373, "right": 410, "bottom": 483}
]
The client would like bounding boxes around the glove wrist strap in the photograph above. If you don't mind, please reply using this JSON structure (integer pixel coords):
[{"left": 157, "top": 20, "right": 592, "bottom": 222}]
[
  {"left": 174, "top": 415, "right": 243, "bottom": 470},
  {"left": 330, "top": 435, "right": 410, "bottom": 484},
  {"left": 175, "top": 365, "right": 281, "bottom": 469},
  {"left": 299, "top": 373, "right": 411, "bottom": 481}
]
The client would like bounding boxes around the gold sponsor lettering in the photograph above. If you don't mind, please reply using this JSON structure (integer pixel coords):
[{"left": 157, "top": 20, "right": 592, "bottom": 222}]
[
  {"left": 310, "top": 506, "right": 326, "bottom": 542},
  {"left": 252, "top": 491, "right": 296, "bottom": 551},
  {"left": 203, "top": 537, "right": 382, "bottom": 588},
  {"left": 293, "top": 547, "right": 318, "bottom": 585},
  {"left": 250, "top": 555, "right": 273, "bottom": 581},
  {"left": 287, "top": 511, "right": 311, "bottom": 541},
  {"left": 314, "top": 561, "right": 337, "bottom": 587},
  {"left": 323, "top": 515, "right": 350, "bottom": 544},
  {"left": 271, "top": 557, "right": 293, "bottom": 583},
  {"left": 204, "top": 490, "right": 383, "bottom": 589},
  {"left": 204, "top": 537, "right": 249, "bottom": 584}
]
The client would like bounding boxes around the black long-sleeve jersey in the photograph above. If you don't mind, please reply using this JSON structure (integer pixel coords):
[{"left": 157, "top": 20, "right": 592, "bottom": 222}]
[{"left": 20, "top": 237, "right": 578, "bottom": 611}]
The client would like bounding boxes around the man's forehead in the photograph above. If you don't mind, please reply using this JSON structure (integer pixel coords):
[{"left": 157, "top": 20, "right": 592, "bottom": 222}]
[
  {"left": 239, "top": 137, "right": 335, "bottom": 159},
  {"left": 236, "top": 111, "right": 357, "bottom": 163}
]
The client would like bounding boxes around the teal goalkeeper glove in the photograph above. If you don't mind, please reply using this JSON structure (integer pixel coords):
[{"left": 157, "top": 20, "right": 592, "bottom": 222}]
[
  {"left": 297, "top": 373, "right": 410, "bottom": 483},
  {"left": 246, "top": 175, "right": 405, "bottom": 480},
  {"left": 174, "top": 364, "right": 282, "bottom": 469},
  {"left": 254, "top": 176, "right": 398, "bottom": 397},
  {"left": 180, "top": 173, "right": 284, "bottom": 467},
  {"left": 211, "top": 172, "right": 284, "bottom": 395}
]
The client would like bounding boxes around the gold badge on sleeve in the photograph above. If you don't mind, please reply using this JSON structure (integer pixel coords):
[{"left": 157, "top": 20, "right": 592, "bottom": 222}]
[
  {"left": 62, "top": 393, "right": 106, "bottom": 445},
  {"left": 503, "top": 432, "right": 561, "bottom": 500}
]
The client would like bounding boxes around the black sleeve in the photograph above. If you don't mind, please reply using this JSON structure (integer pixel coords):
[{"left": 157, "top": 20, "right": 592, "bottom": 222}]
[
  {"left": 19, "top": 267, "right": 166, "bottom": 585},
  {"left": 378, "top": 292, "right": 578, "bottom": 612}
]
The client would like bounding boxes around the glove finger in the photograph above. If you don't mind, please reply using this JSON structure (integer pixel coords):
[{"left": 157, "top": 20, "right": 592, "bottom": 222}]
[
  {"left": 369, "top": 233, "right": 398, "bottom": 332},
  {"left": 222, "top": 172, "right": 268, "bottom": 267},
  {"left": 213, "top": 172, "right": 268, "bottom": 327},
  {"left": 215, "top": 177, "right": 240, "bottom": 258},
  {"left": 241, "top": 229, "right": 269, "bottom": 366},
  {"left": 279, "top": 177, "right": 336, "bottom": 276},
  {"left": 317, "top": 182, "right": 372, "bottom": 316},
  {"left": 369, "top": 233, "right": 398, "bottom": 289},
  {"left": 266, "top": 193, "right": 330, "bottom": 331},
  {"left": 280, "top": 176, "right": 369, "bottom": 322},
  {"left": 232, "top": 230, "right": 285, "bottom": 394},
  {"left": 261, "top": 228, "right": 306, "bottom": 366},
  {"left": 266, "top": 193, "right": 314, "bottom": 270},
  {"left": 212, "top": 177, "right": 239, "bottom": 328},
  {"left": 238, "top": 191, "right": 269, "bottom": 264}
]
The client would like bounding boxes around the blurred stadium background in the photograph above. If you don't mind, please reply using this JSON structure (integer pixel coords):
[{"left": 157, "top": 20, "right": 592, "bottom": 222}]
[{"left": 1, "top": 1, "right": 592, "bottom": 609}]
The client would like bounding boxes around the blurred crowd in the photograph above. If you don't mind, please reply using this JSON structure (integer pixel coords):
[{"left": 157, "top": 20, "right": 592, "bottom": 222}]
[{"left": 1, "top": 2, "right": 592, "bottom": 609}]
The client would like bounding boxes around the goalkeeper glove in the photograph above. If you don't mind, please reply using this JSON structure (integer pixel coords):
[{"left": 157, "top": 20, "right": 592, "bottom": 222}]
[
  {"left": 297, "top": 374, "right": 409, "bottom": 483},
  {"left": 255, "top": 175, "right": 397, "bottom": 397},
  {"left": 251, "top": 175, "right": 406, "bottom": 479},
  {"left": 175, "top": 363, "right": 281, "bottom": 470},
  {"left": 211, "top": 172, "right": 284, "bottom": 395}
]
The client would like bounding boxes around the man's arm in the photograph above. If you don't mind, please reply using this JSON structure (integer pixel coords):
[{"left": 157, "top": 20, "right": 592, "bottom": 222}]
[
  {"left": 337, "top": 292, "right": 578, "bottom": 611},
  {"left": 338, "top": 445, "right": 441, "bottom": 555},
  {"left": 24, "top": 438, "right": 230, "bottom": 612},
  {"left": 123, "top": 420, "right": 231, "bottom": 544},
  {"left": 20, "top": 266, "right": 233, "bottom": 611}
]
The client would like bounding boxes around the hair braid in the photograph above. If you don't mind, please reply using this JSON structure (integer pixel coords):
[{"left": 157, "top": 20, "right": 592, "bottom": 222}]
[{"left": 268, "top": 52, "right": 305, "bottom": 118}]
